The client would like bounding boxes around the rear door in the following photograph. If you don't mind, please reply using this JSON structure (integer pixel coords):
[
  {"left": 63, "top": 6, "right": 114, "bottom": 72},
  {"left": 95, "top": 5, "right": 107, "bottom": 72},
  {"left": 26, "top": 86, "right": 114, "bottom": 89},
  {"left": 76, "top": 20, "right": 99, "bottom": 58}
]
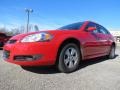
[{"left": 96, "top": 25, "right": 111, "bottom": 54}]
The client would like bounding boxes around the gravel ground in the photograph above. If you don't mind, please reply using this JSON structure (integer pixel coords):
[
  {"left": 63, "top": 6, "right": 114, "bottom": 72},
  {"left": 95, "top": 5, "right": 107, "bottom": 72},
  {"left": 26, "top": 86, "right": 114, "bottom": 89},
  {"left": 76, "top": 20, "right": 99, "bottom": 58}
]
[{"left": 0, "top": 46, "right": 120, "bottom": 90}]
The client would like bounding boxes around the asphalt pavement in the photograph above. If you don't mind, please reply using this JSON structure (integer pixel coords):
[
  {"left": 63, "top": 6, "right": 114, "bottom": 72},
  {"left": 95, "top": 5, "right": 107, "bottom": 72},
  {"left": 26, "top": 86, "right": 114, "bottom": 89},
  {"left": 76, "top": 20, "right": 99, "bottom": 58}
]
[{"left": 0, "top": 46, "right": 120, "bottom": 90}]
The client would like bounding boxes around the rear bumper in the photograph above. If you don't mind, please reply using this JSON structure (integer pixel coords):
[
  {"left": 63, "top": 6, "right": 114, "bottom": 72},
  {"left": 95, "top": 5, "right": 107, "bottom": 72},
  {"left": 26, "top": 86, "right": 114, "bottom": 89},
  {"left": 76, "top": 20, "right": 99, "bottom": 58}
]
[{"left": 3, "top": 42, "right": 58, "bottom": 66}]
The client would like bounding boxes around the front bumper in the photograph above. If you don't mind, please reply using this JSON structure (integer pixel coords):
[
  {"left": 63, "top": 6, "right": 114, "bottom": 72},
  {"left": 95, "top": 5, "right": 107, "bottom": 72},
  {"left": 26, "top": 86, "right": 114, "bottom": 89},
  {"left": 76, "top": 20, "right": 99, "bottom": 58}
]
[{"left": 3, "top": 42, "right": 57, "bottom": 66}]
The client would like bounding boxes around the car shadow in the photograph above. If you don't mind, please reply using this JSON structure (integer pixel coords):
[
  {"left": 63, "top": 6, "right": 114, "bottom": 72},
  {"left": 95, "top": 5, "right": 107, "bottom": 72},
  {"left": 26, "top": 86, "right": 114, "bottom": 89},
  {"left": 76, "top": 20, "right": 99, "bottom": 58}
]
[
  {"left": 21, "top": 65, "right": 59, "bottom": 74},
  {"left": 78, "top": 54, "right": 119, "bottom": 70},
  {"left": 21, "top": 54, "right": 119, "bottom": 74}
]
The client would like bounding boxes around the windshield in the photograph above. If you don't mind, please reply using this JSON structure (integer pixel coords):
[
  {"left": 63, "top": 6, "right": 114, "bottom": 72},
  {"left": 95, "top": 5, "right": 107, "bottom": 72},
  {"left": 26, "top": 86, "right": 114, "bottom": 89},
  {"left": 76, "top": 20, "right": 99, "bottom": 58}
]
[{"left": 57, "top": 22, "right": 84, "bottom": 30}]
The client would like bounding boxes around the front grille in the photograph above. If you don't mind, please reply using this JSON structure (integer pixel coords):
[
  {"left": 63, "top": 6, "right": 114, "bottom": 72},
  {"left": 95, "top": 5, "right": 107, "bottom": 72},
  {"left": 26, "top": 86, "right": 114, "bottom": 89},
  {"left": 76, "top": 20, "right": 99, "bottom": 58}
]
[
  {"left": 7, "top": 40, "right": 17, "bottom": 44},
  {"left": 3, "top": 50, "right": 10, "bottom": 59}
]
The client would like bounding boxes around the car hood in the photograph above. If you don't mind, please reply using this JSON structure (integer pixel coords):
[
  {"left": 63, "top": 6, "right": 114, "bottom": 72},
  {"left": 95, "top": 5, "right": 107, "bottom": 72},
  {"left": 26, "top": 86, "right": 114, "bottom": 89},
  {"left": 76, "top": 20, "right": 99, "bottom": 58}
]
[{"left": 10, "top": 29, "right": 81, "bottom": 41}]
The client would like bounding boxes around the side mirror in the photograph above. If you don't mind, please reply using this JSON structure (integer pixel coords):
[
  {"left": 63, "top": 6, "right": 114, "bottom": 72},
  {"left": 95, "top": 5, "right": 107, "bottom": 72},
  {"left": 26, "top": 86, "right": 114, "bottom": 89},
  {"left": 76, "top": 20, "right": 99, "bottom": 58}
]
[{"left": 87, "top": 27, "right": 96, "bottom": 31}]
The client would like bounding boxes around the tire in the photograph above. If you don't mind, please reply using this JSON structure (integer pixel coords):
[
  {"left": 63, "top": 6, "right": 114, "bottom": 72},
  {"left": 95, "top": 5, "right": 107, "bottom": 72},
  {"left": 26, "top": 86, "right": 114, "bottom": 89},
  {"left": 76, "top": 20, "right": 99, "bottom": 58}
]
[
  {"left": 108, "top": 45, "right": 115, "bottom": 59},
  {"left": 57, "top": 43, "right": 81, "bottom": 73},
  {"left": 0, "top": 42, "right": 4, "bottom": 47}
]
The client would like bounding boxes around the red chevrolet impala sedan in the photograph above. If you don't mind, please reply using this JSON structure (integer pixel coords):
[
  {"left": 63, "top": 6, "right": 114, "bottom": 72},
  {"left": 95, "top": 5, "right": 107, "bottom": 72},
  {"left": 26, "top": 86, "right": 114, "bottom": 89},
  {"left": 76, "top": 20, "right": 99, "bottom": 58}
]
[
  {"left": 0, "top": 32, "right": 11, "bottom": 47},
  {"left": 3, "top": 21, "right": 116, "bottom": 73}
]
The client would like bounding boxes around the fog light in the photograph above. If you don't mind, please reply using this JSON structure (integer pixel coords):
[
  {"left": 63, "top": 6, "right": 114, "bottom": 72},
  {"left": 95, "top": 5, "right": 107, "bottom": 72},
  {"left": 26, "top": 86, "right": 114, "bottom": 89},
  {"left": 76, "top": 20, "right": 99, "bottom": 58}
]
[{"left": 14, "top": 54, "right": 42, "bottom": 61}]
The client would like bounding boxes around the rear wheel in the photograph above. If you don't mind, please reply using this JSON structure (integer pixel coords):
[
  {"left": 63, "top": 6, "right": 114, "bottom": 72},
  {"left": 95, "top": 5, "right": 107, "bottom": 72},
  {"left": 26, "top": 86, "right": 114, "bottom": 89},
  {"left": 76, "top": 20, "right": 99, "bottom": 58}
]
[
  {"left": 57, "top": 43, "right": 81, "bottom": 73},
  {"left": 108, "top": 45, "right": 115, "bottom": 59}
]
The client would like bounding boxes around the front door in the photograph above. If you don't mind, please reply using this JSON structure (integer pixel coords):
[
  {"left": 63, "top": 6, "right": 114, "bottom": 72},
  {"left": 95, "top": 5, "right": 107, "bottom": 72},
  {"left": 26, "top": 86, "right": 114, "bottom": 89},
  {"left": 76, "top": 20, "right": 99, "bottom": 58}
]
[{"left": 83, "top": 22, "right": 102, "bottom": 57}]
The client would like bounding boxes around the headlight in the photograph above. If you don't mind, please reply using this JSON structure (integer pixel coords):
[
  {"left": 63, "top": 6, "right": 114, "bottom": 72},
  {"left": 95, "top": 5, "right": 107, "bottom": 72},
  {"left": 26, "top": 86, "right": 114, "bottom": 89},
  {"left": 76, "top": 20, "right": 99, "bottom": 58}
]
[{"left": 21, "top": 32, "right": 53, "bottom": 42}]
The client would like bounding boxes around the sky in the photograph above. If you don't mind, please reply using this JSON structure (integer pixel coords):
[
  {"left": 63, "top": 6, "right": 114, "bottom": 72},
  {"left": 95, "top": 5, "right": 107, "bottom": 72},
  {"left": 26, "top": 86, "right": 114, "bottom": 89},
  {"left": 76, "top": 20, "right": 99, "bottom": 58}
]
[{"left": 0, "top": 0, "right": 120, "bottom": 30}]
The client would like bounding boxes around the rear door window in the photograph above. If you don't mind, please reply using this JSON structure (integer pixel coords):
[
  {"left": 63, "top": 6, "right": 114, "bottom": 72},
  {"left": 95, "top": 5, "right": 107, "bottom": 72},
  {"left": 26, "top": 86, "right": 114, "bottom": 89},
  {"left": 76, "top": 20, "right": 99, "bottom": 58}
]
[{"left": 98, "top": 25, "right": 110, "bottom": 34}]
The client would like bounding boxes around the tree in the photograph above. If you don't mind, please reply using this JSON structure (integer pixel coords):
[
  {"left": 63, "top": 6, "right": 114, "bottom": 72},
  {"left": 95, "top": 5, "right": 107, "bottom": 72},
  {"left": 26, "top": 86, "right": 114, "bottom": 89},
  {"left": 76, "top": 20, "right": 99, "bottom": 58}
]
[{"left": 34, "top": 25, "right": 39, "bottom": 31}]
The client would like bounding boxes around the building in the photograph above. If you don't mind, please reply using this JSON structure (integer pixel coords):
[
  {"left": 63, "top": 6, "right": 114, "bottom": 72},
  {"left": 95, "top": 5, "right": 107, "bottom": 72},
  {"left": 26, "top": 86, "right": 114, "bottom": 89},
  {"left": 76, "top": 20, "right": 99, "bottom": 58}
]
[{"left": 110, "top": 31, "right": 120, "bottom": 43}]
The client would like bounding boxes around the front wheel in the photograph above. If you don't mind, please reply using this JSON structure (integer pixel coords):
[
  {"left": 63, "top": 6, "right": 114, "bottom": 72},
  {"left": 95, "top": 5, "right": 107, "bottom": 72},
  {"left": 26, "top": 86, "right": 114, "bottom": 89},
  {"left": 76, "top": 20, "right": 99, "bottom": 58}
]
[
  {"left": 57, "top": 43, "right": 81, "bottom": 73},
  {"left": 108, "top": 45, "right": 115, "bottom": 59}
]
